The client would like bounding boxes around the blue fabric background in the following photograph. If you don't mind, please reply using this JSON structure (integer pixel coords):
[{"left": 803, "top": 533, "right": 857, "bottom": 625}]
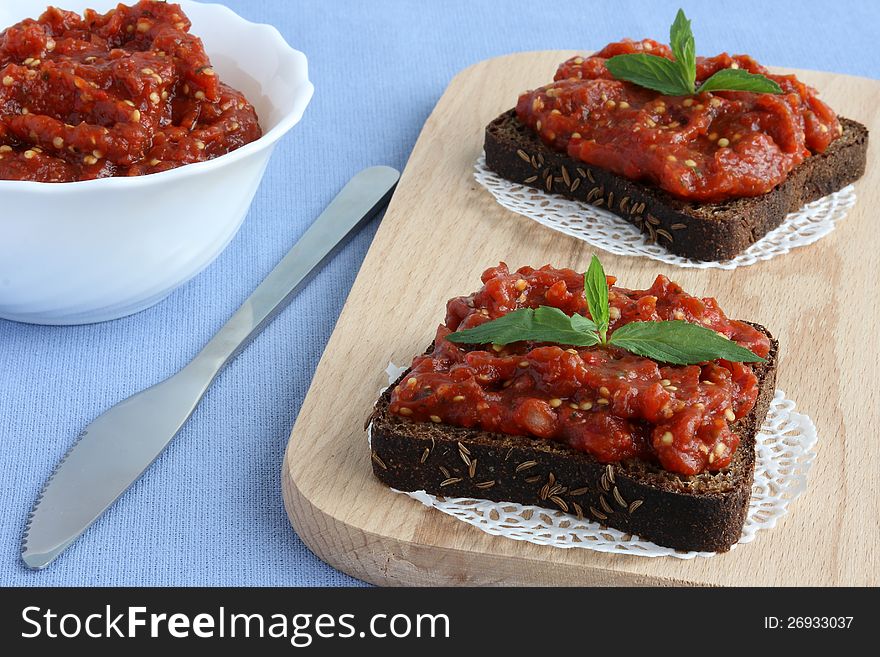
[{"left": 1, "top": 0, "right": 877, "bottom": 586}]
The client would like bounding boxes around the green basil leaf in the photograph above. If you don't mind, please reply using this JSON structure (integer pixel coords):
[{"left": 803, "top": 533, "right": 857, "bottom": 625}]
[
  {"left": 445, "top": 308, "right": 534, "bottom": 345},
  {"left": 669, "top": 9, "right": 696, "bottom": 94},
  {"left": 570, "top": 312, "right": 599, "bottom": 334},
  {"left": 584, "top": 255, "right": 609, "bottom": 338},
  {"left": 605, "top": 53, "right": 692, "bottom": 96},
  {"left": 608, "top": 320, "right": 765, "bottom": 365},
  {"left": 446, "top": 307, "right": 599, "bottom": 347},
  {"left": 531, "top": 307, "right": 600, "bottom": 343},
  {"left": 698, "top": 68, "right": 782, "bottom": 94}
]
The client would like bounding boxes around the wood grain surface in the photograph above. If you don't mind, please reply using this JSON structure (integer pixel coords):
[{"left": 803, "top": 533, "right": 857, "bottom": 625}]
[{"left": 282, "top": 51, "right": 879, "bottom": 586}]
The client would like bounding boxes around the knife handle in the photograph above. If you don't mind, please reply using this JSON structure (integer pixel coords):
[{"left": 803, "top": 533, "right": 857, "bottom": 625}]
[{"left": 178, "top": 166, "right": 399, "bottom": 389}]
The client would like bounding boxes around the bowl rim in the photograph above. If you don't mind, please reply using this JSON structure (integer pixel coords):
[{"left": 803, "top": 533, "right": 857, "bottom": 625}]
[{"left": 0, "top": 0, "right": 314, "bottom": 192}]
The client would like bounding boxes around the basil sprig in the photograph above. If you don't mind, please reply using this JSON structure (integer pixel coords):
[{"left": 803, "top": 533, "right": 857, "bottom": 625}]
[
  {"left": 604, "top": 9, "right": 782, "bottom": 96},
  {"left": 446, "top": 255, "right": 764, "bottom": 366}
]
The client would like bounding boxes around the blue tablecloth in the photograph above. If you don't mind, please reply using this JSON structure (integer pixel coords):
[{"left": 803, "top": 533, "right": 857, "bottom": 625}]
[{"left": 1, "top": 0, "right": 876, "bottom": 587}]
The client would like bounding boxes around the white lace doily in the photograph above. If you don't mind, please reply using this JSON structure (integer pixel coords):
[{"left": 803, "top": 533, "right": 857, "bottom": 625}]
[
  {"left": 474, "top": 154, "right": 856, "bottom": 270},
  {"left": 374, "top": 364, "right": 818, "bottom": 559}
]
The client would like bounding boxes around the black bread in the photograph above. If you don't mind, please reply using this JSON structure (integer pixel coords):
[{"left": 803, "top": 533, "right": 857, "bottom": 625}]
[
  {"left": 484, "top": 110, "right": 868, "bottom": 261},
  {"left": 370, "top": 324, "right": 778, "bottom": 553}
]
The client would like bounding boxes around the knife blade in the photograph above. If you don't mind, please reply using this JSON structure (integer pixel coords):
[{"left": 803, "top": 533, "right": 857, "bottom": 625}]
[{"left": 21, "top": 165, "right": 400, "bottom": 569}]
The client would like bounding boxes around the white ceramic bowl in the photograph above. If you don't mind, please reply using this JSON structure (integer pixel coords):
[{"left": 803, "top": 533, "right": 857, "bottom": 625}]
[{"left": 0, "top": 1, "right": 314, "bottom": 324}]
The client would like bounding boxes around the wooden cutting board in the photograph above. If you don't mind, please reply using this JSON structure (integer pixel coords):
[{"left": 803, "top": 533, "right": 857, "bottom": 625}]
[{"left": 282, "top": 51, "right": 879, "bottom": 586}]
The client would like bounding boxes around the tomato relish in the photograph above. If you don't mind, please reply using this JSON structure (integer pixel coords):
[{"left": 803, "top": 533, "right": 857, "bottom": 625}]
[
  {"left": 0, "top": 0, "right": 261, "bottom": 182},
  {"left": 516, "top": 39, "right": 841, "bottom": 202},
  {"left": 389, "top": 265, "right": 771, "bottom": 476}
]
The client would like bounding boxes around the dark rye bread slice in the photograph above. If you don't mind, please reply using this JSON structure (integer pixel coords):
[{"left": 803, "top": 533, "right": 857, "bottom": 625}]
[
  {"left": 485, "top": 110, "right": 868, "bottom": 261},
  {"left": 369, "top": 323, "right": 778, "bottom": 553}
]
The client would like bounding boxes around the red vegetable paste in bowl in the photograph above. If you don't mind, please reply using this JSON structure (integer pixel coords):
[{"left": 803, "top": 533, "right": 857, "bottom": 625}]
[{"left": 0, "top": 0, "right": 262, "bottom": 182}]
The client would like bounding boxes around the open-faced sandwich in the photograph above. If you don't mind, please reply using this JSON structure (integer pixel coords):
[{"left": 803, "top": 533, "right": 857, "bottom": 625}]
[
  {"left": 484, "top": 10, "right": 868, "bottom": 261},
  {"left": 370, "top": 256, "right": 777, "bottom": 552}
]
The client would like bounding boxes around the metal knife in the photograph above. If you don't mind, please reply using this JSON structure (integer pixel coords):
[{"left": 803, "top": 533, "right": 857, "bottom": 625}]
[{"left": 21, "top": 165, "right": 400, "bottom": 569}]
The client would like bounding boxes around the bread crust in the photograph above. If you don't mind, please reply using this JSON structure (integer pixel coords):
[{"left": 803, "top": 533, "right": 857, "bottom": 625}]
[
  {"left": 369, "top": 324, "right": 778, "bottom": 553},
  {"left": 484, "top": 110, "right": 868, "bottom": 261}
]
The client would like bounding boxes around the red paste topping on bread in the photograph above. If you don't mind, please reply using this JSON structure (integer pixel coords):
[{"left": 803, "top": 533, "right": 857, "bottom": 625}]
[
  {"left": 516, "top": 40, "right": 840, "bottom": 201},
  {"left": 389, "top": 264, "right": 771, "bottom": 476}
]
